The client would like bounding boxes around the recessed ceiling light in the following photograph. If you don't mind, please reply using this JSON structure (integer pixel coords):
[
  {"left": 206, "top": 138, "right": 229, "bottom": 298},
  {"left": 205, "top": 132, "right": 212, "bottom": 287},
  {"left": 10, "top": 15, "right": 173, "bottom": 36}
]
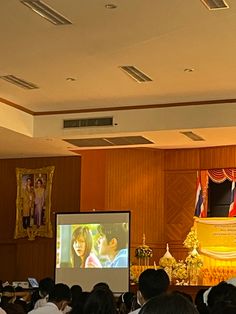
[
  {"left": 105, "top": 4, "right": 117, "bottom": 9},
  {"left": 184, "top": 68, "right": 195, "bottom": 72}
]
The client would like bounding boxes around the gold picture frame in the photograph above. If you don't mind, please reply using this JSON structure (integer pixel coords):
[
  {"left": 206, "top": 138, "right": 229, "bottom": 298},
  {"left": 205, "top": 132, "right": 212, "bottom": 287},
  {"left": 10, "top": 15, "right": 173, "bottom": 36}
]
[{"left": 14, "top": 166, "right": 55, "bottom": 240}]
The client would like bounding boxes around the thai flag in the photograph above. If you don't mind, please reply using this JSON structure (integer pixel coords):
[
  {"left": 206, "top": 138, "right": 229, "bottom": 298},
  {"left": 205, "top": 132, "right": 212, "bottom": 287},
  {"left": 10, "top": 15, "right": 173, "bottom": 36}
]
[
  {"left": 194, "top": 173, "right": 205, "bottom": 217},
  {"left": 229, "top": 181, "right": 236, "bottom": 217}
]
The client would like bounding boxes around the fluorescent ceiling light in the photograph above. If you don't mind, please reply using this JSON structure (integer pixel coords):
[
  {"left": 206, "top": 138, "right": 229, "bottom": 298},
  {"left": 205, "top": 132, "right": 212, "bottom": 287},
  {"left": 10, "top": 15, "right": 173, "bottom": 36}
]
[
  {"left": 21, "top": 0, "right": 72, "bottom": 25},
  {"left": 120, "top": 65, "right": 153, "bottom": 83},
  {"left": 0, "top": 75, "right": 39, "bottom": 89},
  {"left": 200, "top": 0, "right": 229, "bottom": 10},
  {"left": 181, "top": 131, "right": 205, "bottom": 141}
]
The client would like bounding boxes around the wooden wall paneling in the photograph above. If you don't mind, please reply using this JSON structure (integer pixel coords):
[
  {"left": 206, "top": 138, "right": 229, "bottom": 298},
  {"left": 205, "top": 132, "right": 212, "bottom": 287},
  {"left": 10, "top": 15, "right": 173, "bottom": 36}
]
[
  {"left": 105, "top": 148, "right": 165, "bottom": 263},
  {"left": 164, "top": 148, "right": 200, "bottom": 171},
  {"left": 0, "top": 156, "right": 81, "bottom": 281},
  {"left": 200, "top": 145, "right": 236, "bottom": 169},
  {"left": 164, "top": 171, "right": 196, "bottom": 246},
  {"left": 0, "top": 243, "right": 17, "bottom": 281},
  {"left": 79, "top": 150, "right": 106, "bottom": 211},
  {"left": 16, "top": 240, "right": 54, "bottom": 280}
]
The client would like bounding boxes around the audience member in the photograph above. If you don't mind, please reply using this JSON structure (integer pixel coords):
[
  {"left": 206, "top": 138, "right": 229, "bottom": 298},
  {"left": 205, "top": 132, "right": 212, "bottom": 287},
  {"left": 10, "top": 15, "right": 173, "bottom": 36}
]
[
  {"left": 0, "top": 285, "right": 26, "bottom": 314},
  {"left": 139, "top": 292, "right": 198, "bottom": 314},
  {"left": 117, "top": 292, "right": 134, "bottom": 314},
  {"left": 83, "top": 286, "right": 117, "bottom": 314},
  {"left": 28, "top": 283, "right": 71, "bottom": 314},
  {"left": 33, "top": 277, "right": 55, "bottom": 310},
  {"left": 194, "top": 288, "right": 208, "bottom": 314},
  {"left": 65, "top": 284, "right": 83, "bottom": 314},
  {"left": 70, "top": 291, "right": 90, "bottom": 314},
  {"left": 130, "top": 268, "right": 170, "bottom": 314},
  {"left": 93, "top": 282, "right": 110, "bottom": 291},
  {"left": 207, "top": 281, "right": 236, "bottom": 313}
]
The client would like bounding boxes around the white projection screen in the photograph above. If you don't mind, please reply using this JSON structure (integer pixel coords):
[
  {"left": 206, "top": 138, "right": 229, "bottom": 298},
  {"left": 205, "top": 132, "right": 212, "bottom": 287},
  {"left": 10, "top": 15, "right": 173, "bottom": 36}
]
[{"left": 55, "top": 211, "right": 130, "bottom": 293}]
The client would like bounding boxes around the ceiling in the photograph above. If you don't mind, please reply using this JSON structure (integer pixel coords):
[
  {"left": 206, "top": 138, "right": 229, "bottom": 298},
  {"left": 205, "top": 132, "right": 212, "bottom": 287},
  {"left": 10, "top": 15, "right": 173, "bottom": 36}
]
[{"left": 1, "top": 0, "right": 236, "bottom": 158}]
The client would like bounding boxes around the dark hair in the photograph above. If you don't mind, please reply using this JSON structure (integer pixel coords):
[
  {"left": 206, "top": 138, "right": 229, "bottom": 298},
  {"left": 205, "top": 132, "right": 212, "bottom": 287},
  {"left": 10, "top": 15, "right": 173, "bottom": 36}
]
[
  {"left": 70, "top": 291, "right": 89, "bottom": 314},
  {"left": 207, "top": 282, "right": 236, "bottom": 311},
  {"left": 97, "top": 223, "right": 128, "bottom": 250},
  {"left": 49, "top": 283, "right": 71, "bottom": 303},
  {"left": 93, "top": 282, "right": 110, "bottom": 291},
  {"left": 71, "top": 226, "right": 93, "bottom": 267},
  {"left": 1, "top": 285, "right": 15, "bottom": 306},
  {"left": 173, "top": 290, "right": 193, "bottom": 303},
  {"left": 139, "top": 292, "right": 198, "bottom": 314},
  {"left": 39, "top": 277, "right": 55, "bottom": 298},
  {"left": 69, "top": 285, "right": 83, "bottom": 311},
  {"left": 117, "top": 292, "right": 135, "bottom": 314},
  {"left": 195, "top": 288, "right": 208, "bottom": 314},
  {"left": 210, "top": 302, "right": 236, "bottom": 314},
  {"left": 84, "top": 288, "right": 117, "bottom": 314},
  {"left": 138, "top": 269, "right": 170, "bottom": 301}
]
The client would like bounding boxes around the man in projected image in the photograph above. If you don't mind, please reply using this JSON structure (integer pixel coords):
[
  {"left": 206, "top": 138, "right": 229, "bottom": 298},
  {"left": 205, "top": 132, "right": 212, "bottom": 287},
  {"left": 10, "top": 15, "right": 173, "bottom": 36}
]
[{"left": 97, "top": 223, "right": 128, "bottom": 268}]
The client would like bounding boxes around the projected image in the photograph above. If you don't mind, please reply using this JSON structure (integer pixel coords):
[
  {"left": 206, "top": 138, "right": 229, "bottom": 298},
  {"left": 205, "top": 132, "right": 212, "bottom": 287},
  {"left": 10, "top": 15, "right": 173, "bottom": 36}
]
[{"left": 57, "top": 223, "right": 128, "bottom": 269}]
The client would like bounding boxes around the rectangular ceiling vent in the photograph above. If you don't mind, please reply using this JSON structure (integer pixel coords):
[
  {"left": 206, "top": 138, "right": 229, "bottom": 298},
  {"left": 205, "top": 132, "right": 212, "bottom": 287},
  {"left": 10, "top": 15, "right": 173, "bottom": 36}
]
[
  {"left": 0, "top": 75, "right": 39, "bottom": 89},
  {"left": 180, "top": 131, "right": 205, "bottom": 141},
  {"left": 21, "top": 0, "right": 72, "bottom": 25},
  {"left": 201, "top": 0, "right": 229, "bottom": 10},
  {"left": 63, "top": 117, "right": 113, "bottom": 129},
  {"left": 64, "top": 136, "right": 154, "bottom": 147},
  {"left": 119, "top": 66, "right": 153, "bottom": 83}
]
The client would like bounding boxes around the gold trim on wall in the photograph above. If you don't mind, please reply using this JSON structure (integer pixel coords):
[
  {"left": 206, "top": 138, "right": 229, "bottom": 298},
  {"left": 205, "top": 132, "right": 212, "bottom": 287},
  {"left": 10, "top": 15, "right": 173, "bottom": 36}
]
[{"left": 14, "top": 166, "right": 55, "bottom": 240}]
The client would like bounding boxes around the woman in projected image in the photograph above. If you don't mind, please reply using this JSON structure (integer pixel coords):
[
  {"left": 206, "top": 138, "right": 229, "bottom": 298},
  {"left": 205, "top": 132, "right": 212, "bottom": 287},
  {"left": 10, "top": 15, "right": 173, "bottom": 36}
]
[
  {"left": 97, "top": 223, "right": 128, "bottom": 268},
  {"left": 71, "top": 226, "right": 102, "bottom": 268}
]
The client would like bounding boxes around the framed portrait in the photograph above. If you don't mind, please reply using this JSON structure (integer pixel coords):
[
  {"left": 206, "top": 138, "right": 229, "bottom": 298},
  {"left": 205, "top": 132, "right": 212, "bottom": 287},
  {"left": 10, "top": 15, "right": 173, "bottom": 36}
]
[{"left": 14, "top": 166, "right": 55, "bottom": 240}]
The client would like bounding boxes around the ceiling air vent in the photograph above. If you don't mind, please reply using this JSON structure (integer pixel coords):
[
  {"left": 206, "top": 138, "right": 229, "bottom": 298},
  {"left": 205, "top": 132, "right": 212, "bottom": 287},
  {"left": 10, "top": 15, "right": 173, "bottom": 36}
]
[
  {"left": 180, "top": 131, "right": 205, "bottom": 141},
  {"left": 64, "top": 136, "right": 153, "bottom": 147},
  {"left": 0, "top": 75, "right": 39, "bottom": 89},
  {"left": 63, "top": 117, "right": 113, "bottom": 129},
  {"left": 200, "top": 0, "right": 229, "bottom": 10},
  {"left": 119, "top": 66, "right": 153, "bottom": 83},
  {"left": 21, "top": 0, "right": 72, "bottom": 25}
]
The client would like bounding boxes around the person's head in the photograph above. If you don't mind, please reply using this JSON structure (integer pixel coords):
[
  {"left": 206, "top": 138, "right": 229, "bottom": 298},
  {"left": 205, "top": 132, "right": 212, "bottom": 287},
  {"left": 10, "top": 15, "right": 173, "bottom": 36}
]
[
  {"left": 137, "top": 269, "right": 170, "bottom": 305},
  {"left": 1, "top": 285, "right": 16, "bottom": 306},
  {"left": 207, "top": 281, "right": 236, "bottom": 311},
  {"left": 97, "top": 223, "right": 128, "bottom": 258},
  {"left": 93, "top": 282, "right": 110, "bottom": 291},
  {"left": 195, "top": 288, "right": 208, "bottom": 314},
  {"left": 117, "top": 292, "right": 135, "bottom": 314},
  {"left": 26, "top": 178, "right": 32, "bottom": 186},
  {"left": 38, "top": 277, "right": 55, "bottom": 298},
  {"left": 48, "top": 283, "right": 71, "bottom": 311},
  {"left": 36, "top": 179, "right": 43, "bottom": 187},
  {"left": 139, "top": 292, "right": 198, "bottom": 314},
  {"left": 71, "top": 226, "right": 93, "bottom": 267},
  {"left": 70, "top": 284, "right": 83, "bottom": 307},
  {"left": 83, "top": 287, "right": 117, "bottom": 314}
]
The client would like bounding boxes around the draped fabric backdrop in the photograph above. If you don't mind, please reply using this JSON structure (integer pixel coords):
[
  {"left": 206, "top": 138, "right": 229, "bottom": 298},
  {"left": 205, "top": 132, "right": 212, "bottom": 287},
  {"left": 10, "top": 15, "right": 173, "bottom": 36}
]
[{"left": 195, "top": 168, "right": 236, "bottom": 217}]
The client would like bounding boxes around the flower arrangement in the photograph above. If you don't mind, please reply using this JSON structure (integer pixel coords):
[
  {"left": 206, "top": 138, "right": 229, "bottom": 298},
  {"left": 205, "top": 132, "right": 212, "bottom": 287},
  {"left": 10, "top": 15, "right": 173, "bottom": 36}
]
[
  {"left": 159, "top": 243, "right": 176, "bottom": 268},
  {"left": 172, "top": 260, "right": 188, "bottom": 281},
  {"left": 159, "top": 256, "right": 176, "bottom": 268},
  {"left": 135, "top": 234, "right": 153, "bottom": 258},
  {"left": 135, "top": 246, "right": 153, "bottom": 258},
  {"left": 185, "top": 252, "right": 203, "bottom": 268},
  {"left": 183, "top": 227, "right": 199, "bottom": 250}
]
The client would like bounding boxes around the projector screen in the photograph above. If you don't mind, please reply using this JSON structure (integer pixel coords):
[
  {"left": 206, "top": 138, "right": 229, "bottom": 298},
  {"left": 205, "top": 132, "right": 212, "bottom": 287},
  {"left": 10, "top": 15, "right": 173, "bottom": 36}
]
[{"left": 55, "top": 211, "right": 130, "bottom": 293}]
